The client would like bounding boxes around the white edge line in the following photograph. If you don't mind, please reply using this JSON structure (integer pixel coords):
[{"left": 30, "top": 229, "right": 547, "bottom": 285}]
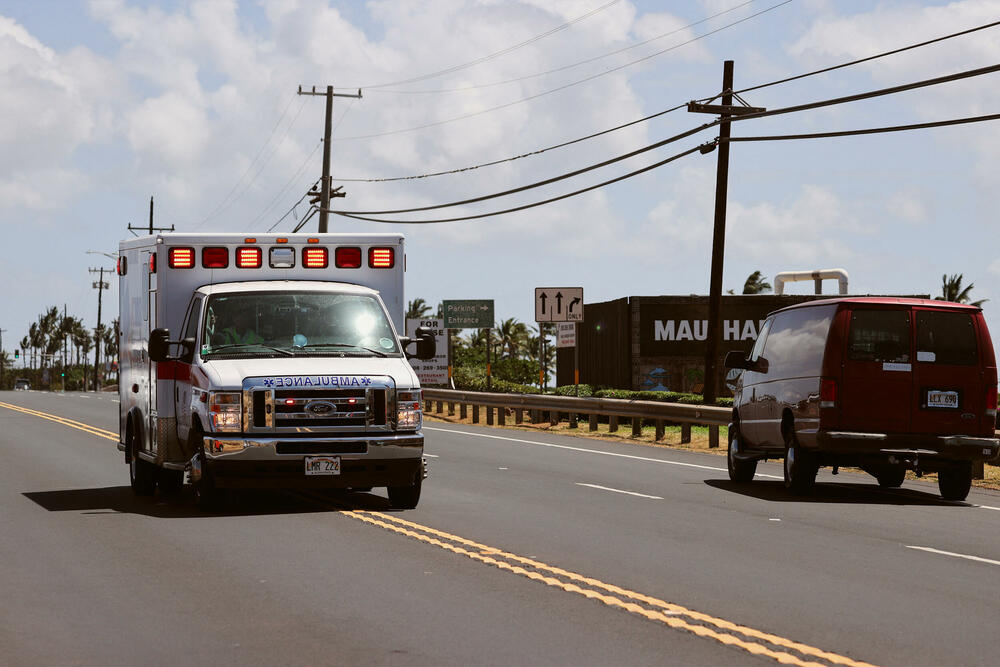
[
  {"left": 906, "top": 545, "right": 1000, "bottom": 567},
  {"left": 424, "top": 453, "right": 439, "bottom": 458},
  {"left": 576, "top": 483, "right": 663, "bottom": 500},
  {"left": 424, "top": 425, "right": 784, "bottom": 478}
]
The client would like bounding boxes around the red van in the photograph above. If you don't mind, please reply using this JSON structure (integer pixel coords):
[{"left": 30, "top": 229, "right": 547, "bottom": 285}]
[{"left": 725, "top": 297, "right": 999, "bottom": 501}]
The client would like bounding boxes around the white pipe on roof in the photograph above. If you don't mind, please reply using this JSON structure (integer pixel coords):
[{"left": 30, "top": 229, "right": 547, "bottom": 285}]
[{"left": 774, "top": 268, "right": 849, "bottom": 295}]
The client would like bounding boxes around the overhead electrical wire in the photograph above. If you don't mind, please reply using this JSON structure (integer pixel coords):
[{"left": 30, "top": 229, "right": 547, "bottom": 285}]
[
  {"left": 331, "top": 0, "right": 793, "bottom": 142},
  {"left": 353, "top": 0, "right": 623, "bottom": 90},
  {"left": 265, "top": 178, "right": 320, "bottom": 233},
  {"left": 332, "top": 61, "right": 1000, "bottom": 217},
  {"left": 333, "top": 142, "right": 709, "bottom": 225},
  {"left": 334, "top": 19, "right": 1000, "bottom": 184},
  {"left": 727, "top": 112, "right": 1000, "bottom": 142},
  {"left": 370, "top": 0, "right": 758, "bottom": 95}
]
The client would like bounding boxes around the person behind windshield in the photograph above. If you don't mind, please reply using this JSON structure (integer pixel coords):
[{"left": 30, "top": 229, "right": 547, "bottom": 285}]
[{"left": 216, "top": 308, "right": 264, "bottom": 346}]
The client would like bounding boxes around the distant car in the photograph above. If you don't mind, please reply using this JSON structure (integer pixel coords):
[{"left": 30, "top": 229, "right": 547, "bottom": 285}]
[{"left": 13, "top": 378, "right": 30, "bottom": 391}]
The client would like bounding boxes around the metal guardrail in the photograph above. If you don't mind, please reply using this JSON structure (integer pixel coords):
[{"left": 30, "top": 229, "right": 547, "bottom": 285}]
[{"left": 421, "top": 388, "right": 731, "bottom": 446}]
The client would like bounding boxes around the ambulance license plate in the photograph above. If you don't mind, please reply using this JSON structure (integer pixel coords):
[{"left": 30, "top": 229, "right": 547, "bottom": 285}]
[
  {"left": 305, "top": 456, "right": 341, "bottom": 475},
  {"left": 926, "top": 390, "right": 959, "bottom": 409}
]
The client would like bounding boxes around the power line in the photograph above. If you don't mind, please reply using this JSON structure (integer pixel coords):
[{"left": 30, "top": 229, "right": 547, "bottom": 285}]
[
  {"left": 369, "top": 1, "right": 758, "bottom": 95},
  {"left": 732, "top": 18, "right": 1000, "bottom": 96},
  {"left": 353, "top": 0, "right": 622, "bottom": 90},
  {"left": 335, "top": 21, "right": 1000, "bottom": 184},
  {"left": 333, "top": 103, "right": 687, "bottom": 183},
  {"left": 727, "top": 112, "right": 1000, "bottom": 142},
  {"left": 331, "top": 0, "right": 792, "bottom": 142},
  {"left": 333, "top": 142, "right": 709, "bottom": 224},
  {"left": 265, "top": 179, "right": 320, "bottom": 233},
  {"left": 333, "top": 61, "right": 1000, "bottom": 217}
]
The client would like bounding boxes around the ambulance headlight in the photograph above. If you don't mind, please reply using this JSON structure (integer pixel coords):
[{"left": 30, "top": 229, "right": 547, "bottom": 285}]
[
  {"left": 209, "top": 391, "right": 242, "bottom": 432},
  {"left": 396, "top": 389, "right": 422, "bottom": 431}
]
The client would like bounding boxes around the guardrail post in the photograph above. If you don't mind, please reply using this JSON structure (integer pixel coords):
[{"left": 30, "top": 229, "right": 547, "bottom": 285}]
[
  {"left": 498, "top": 407, "right": 506, "bottom": 426},
  {"left": 655, "top": 420, "right": 665, "bottom": 441},
  {"left": 486, "top": 406, "right": 494, "bottom": 425},
  {"left": 631, "top": 417, "right": 642, "bottom": 438},
  {"left": 531, "top": 409, "right": 541, "bottom": 423},
  {"left": 589, "top": 414, "right": 598, "bottom": 431},
  {"left": 472, "top": 404, "right": 480, "bottom": 424},
  {"left": 709, "top": 425, "right": 719, "bottom": 448},
  {"left": 448, "top": 402, "right": 455, "bottom": 416},
  {"left": 569, "top": 412, "right": 577, "bottom": 429},
  {"left": 460, "top": 403, "right": 467, "bottom": 420},
  {"left": 515, "top": 409, "right": 523, "bottom": 424},
  {"left": 436, "top": 400, "right": 444, "bottom": 414},
  {"left": 550, "top": 411, "right": 559, "bottom": 426},
  {"left": 974, "top": 459, "right": 985, "bottom": 480},
  {"left": 681, "top": 424, "right": 691, "bottom": 444},
  {"left": 609, "top": 415, "right": 618, "bottom": 433}
]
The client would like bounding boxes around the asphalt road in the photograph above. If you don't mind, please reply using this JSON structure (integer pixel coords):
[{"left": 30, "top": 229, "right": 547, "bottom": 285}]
[{"left": 2, "top": 390, "right": 1000, "bottom": 666}]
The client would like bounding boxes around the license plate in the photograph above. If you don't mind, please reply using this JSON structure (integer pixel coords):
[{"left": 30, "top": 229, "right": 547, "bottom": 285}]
[
  {"left": 926, "top": 390, "right": 959, "bottom": 409},
  {"left": 305, "top": 456, "right": 341, "bottom": 475}
]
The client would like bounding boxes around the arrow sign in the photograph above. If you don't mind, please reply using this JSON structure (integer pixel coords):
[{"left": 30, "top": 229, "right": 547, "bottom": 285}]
[{"left": 535, "top": 287, "right": 583, "bottom": 322}]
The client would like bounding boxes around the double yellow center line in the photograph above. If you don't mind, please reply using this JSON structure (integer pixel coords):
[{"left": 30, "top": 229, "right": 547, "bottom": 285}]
[{"left": 1, "top": 400, "right": 876, "bottom": 667}]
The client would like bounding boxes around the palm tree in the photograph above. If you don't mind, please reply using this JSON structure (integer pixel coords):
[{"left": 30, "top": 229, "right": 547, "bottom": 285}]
[
  {"left": 496, "top": 317, "right": 529, "bottom": 359},
  {"left": 19, "top": 336, "right": 29, "bottom": 369},
  {"left": 742, "top": 270, "right": 772, "bottom": 294},
  {"left": 28, "top": 322, "right": 43, "bottom": 369},
  {"left": 406, "top": 298, "right": 433, "bottom": 321},
  {"left": 937, "top": 274, "right": 987, "bottom": 307}
]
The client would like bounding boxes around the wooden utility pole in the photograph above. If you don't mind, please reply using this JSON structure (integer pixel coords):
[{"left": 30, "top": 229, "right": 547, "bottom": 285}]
[
  {"left": 127, "top": 196, "right": 174, "bottom": 236},
  {"left": 297, "top": 85, "right": 362, "bottom": 232},
  {"left": 688, "top": 60, "right": 764, "bottom": 407}
]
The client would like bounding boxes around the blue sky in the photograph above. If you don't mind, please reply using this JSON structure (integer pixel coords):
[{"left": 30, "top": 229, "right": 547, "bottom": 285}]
[{"left": 2, "top": 0, "right": 999, "bottom": 361}]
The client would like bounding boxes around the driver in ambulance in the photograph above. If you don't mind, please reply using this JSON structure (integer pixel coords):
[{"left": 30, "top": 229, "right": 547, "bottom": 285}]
[{"left": 215, "top": 308, "right": 264, "bottom": 346}]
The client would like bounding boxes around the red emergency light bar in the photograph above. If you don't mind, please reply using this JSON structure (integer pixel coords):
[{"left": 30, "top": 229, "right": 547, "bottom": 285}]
[
  {"left": 369, "top": 247, "right": 394, "bottom": 268},
  {"left": 202, "top": 247, "right": 229, "bottom": 269},
  {"left": 302, "top": 247, "right": 328, "bottom": 268},
  {"left": 236, "top": 247, "right": 262, "bottom": 268},
  {"left": 335, "top": 247, "right": 362, "bottom": 269},
  {"left": 169, "top": 247, "right": 195, "bottom": 269},
  {"left": 149, "top": 253, "right": 156, "bottom": 273}
]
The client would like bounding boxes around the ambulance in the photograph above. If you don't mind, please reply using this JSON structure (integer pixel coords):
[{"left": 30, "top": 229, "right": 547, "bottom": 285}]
[{"left": 117, "top": 233, "right": 435, "bottom": 509}]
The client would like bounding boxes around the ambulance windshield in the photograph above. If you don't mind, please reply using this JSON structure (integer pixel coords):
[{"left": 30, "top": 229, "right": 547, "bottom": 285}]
[{"left": 200, "top": 291, "right": 400, "bottom": 358}]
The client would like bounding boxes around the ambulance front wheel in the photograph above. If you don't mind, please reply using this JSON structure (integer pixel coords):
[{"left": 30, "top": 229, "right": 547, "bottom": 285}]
[{"left": 387, "top": 473, "right": 421, "bottom": 510}]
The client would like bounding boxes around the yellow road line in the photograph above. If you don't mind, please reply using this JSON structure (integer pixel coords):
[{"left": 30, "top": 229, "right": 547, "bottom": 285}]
[
  {"left": 0, "top": 401, "right": 119, "bottom": 442},
  {"left": 0, "top": 400, "right": 876, "bottom": 666}
]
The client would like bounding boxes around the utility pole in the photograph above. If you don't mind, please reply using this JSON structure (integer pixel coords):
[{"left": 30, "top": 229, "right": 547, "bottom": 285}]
[
  {"left": 0, "top": 328, "right": 6, "bottom": 389},
  {"left": 127, "top": 196, "right": 174, "bottom": 236},
  {"left": 688, "top": 60, "right": 764, "bottom": 408},
  {"left": 89, "top": 267, "right": 109, "bottom": 392},
  {"left": 297, "top": 85, "right": 362, "bottom": 232}
]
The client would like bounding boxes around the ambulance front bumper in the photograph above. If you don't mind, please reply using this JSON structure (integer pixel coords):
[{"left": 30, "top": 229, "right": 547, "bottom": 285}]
[{"left": 201, "top": 432, "right": 423, "bottom": 461}]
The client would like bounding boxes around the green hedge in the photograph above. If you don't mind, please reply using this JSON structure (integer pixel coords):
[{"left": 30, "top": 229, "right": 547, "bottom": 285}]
[{"left": 591, "top": 388, "right": 732, "bottom": 408}]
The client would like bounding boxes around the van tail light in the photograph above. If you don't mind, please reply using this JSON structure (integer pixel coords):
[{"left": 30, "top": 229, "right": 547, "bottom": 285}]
[
  {"left": 986, "top": 370, "right": 997, "bottom": 419},
  {"left": 820, "top": 378, "right": 837, "bottom": 409},
  {"left": 369, "top": 247, "right": 394, "bottom": 268}
]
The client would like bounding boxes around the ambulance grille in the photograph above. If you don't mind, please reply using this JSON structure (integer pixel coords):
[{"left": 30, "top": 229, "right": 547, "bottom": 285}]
[{"left": 272, "top": 388, "right": 387, "bottom": 429}]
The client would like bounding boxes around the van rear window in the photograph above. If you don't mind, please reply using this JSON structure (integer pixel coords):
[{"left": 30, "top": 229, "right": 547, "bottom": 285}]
[
  {"left": 915, "top": 311, "right": 978, "bottom": 365},
  {"left": 848, "top": 310, "right": 911, "bottom": 363}
]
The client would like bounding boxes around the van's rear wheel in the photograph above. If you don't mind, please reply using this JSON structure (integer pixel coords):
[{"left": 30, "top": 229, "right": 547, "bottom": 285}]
[
  {"left": 129, "top": 421, "right": 156, "bottom": 496},
  {"left": 727, "top": 425, "right": 757, "bottom": 483},
  {"left": 938, "top": 463, "right": 972, "bottom": 501},
  {"left": 783, "top": 433, "right": 817, "bottom": 495},
  {"left": 875, "top": 467, "right": 906, "bottom": 489}
]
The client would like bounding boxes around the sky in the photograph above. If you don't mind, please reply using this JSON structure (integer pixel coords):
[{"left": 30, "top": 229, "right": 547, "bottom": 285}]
[{"left": 2, "top": 0, "right": 1000, "bottom": 362}]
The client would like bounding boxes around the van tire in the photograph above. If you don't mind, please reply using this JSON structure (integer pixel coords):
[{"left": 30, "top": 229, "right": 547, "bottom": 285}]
[
  {"left": 387, "top": 474, "right": 421, "bottom": 510},
  {"left": 875, "top": 467, "right": 906, "bottom": 489},
  {"left": 938, "top": 464, "right": 972, "bottom": 501},
  {"left": 158, "top": 468, "right": 184, "bottom": 496},
  {"left": 783, "top": 435, "right": 817, "bottom": 495},
  {"left": 129, "top": 421, "right": 156, "bottom": 496},
  {"left": 727, "top": 426, "right": 757, "bottom": 483}
]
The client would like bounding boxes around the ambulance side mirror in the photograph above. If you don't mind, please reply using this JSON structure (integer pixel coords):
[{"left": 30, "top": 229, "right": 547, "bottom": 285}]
[
  {"left": 149, "top": 328, "right": 171, "bottom": 363},
  {"left": 404, "top": 326, "right": 436, "bottom": 361}
]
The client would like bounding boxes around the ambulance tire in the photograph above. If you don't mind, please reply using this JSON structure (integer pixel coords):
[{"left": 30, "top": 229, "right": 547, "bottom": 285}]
[
  {"left": 158, "top": 468, "right": 184, "bottom": 496},
  {"left": 387, "top": 474, "right": 421, "bottom": 510},
  {"left": 191, "top": 427, "right": 224, "bottom": 511},
  {"left": 129, "top": 420, "right": 156, "bottom": 496}
]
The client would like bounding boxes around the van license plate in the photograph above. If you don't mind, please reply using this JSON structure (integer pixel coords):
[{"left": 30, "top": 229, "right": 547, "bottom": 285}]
[
  {"left": 926, "top": 390, "right": 959, "bottom": 409},
  {"left": 305, "top": 456, "right": 341, "bottom": 475}
]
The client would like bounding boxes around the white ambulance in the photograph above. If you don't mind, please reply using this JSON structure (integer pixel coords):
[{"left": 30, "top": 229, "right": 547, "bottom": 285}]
[{"left": 117, "top": 233, "right": 434, "bottom": 509}]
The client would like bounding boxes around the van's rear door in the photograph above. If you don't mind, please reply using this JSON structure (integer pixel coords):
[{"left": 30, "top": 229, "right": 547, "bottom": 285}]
[
  {"left": 841, "top": 307, "right": 913, "bottom": 433},
  {"left": 910, "top": 308, "right": 982, "bottom": 435}
]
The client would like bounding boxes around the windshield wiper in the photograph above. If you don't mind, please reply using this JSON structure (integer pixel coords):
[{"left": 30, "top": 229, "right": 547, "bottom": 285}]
[
  {"left": 300, "top": 343, "right": 390, "bottom": 357},
  {"left": 204, "top": 343, "right": 294, "bottom": 357}
]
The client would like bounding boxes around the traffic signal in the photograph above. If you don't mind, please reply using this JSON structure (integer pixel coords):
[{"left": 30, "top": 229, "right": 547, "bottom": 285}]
[{"left": 13, "top": 350, "right": 18, "bottom": 359}]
